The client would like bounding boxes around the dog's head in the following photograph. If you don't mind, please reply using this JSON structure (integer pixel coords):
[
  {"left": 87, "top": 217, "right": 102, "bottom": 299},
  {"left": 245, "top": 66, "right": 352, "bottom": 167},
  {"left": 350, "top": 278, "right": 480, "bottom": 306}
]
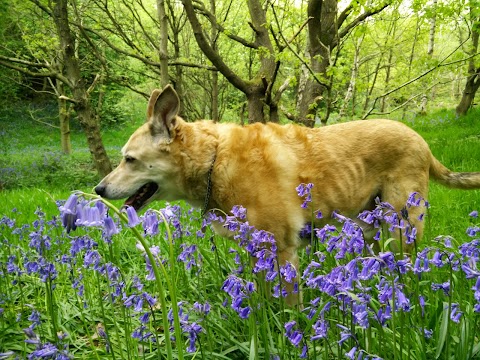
[{"left": 95, "top": 85, "right": 185, "bottom": 210}]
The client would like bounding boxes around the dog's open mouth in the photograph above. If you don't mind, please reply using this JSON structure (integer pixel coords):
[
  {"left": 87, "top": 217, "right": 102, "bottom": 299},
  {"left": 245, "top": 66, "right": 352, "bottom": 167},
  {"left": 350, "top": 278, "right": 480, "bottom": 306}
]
[{"left": 124, "top": 182, "right": 159, "bottom": 210}]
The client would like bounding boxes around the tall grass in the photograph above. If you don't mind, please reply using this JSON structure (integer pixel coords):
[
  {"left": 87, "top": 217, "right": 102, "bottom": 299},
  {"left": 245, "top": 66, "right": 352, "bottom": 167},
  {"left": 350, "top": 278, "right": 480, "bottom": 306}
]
[{"left": 1, "top": 108, "right": 480, "bottom": 359}]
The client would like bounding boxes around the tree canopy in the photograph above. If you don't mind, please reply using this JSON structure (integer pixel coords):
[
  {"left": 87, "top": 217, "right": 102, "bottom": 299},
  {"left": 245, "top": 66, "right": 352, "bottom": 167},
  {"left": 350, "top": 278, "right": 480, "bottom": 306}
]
[{"left": 1, "top": 0, "right": 479, "bottom": 168}]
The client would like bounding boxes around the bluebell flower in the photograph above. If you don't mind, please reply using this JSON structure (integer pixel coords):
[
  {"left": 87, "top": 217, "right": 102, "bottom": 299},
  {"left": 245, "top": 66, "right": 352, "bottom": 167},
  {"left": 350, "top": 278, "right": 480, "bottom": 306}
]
[
  {"left": 284, "top": 320, "right": 303, "bottom": 347},
  {"left": 336, "top": 324, "right": 353, "bottom": 345},
  {"left": 103, "top": 217, "right": 119, "bottom": 239},
  {"left": 311, "top": 318, "right": 329, "bottom": 340},
  {"left": 84, "top": 250, "right": 101, "bottom": 269},
  {"left": 450, "top": 303, "right": 462, "bottom": 323},
  {"left": 467, "top": 226, "right": 480, "bottom": 237},
  {"left": 300, "top": 344, "right": 308, "bottom": 358},
  {"left": 139, "top": 312, "right": 150, "bottom": 324},
  {"left": 346, "top": 346, "right": 357, "bottom": 360},
  {"left": 143, "top": 211, "right": 159, "bottom": 236},
  {"left": 27, "top": 342, "right": 58, "bottom": 359},
  {"left": 419, "top": 295, "right": 425, "bottom": 317},
  {"left": 395, "top": 257, "right": 411, "bottom": 274},
  {"left": 469, "top": 210, "right": 478, "bottom": 218},
  {"left": 424, "top": 328, "right": 433, "bottom": 338},
  {"left": 178, "top": 244, "right": 200, "bottom": 270},
  {"left": 296, "top": 183, "right": 314, "bottom": 208},
  {"left": 24, "top": 327, "right": 40, "bottom": 344},
  {"left": 132, "top": 276, "right": 144, "bottom": 291},
  {"left": 395, "top": 287, "right": 411, "bottom": 312},
  {"left": 431, "top": 281, "right": 450, "bottom": 296},
  {"left": 231, "top": 205, "right": 247, "bottom": 220},
  {"left": 132, "top": 325, "right": 154, "bottom": 342},
  {"left": 280, "top": 262, "right": 297, "bottom": 283},
  {"left": 28, "top": 310, "right": 41, "bottom": 329},
  {"left": 59, "top": 194, "right": 78, "bottom": 233},
  {"left": 75, "top": 204, "right": 103, "bottom": 227},
  {"left": 352, "top": 302, "right": 369, "bottom": 328},
  {"left": 404, "top": 225, "right": 417, "bottom": 244},
  {"left": 193, "top": 301, "right": 211, "bottom": 315},
  {"left": 125, "top": 206, "right": 141, "bottom": 227},
  {"left": 376, "top": 305, "right": 391, "bottom": 326}
]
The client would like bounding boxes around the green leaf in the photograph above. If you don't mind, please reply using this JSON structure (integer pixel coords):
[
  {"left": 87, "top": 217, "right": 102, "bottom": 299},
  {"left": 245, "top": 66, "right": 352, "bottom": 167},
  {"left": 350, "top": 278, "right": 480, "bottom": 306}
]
[{"left": 435, "top": 302, "right": 449, "bottom": 359}]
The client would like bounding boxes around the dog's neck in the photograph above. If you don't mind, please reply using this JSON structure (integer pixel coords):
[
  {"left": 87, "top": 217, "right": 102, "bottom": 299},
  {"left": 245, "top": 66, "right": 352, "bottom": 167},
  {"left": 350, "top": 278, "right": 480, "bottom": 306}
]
[{"left": 201, "top": 154, "right": 216, "bottom": 216}]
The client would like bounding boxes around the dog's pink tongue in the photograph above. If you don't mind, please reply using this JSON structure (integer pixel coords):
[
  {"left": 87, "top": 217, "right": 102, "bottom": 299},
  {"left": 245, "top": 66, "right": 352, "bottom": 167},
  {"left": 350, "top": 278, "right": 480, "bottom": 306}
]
[{"left": 124, "top": 195, "right": 137, "bottom": 208}]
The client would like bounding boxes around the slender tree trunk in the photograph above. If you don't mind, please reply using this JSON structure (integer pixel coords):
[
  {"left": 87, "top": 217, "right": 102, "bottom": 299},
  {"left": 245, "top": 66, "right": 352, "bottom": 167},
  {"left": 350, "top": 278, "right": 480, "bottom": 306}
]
[
  {"left": 427, "top": 0, "right": 437, "bottom": 56},
  {"left": 209, "top": 0, "right": 219, "bottom": 122},
  {"left": 53, "top": 0, "right": 112, "bottom": 177},
  {"left": 57, "top": 80, "right": 71, "bottom": 154},
  {"left": 157, "top": 0, "right": 169, "bottom": 87},
  {"left": 402, "top": 15, "right": 420, "bottom": 119},
  {"left": 339, "top": 33, "right": 363, "bottom": 118},
  {"left": 380, "top": 12, "right": 398, "bottom": 113}
]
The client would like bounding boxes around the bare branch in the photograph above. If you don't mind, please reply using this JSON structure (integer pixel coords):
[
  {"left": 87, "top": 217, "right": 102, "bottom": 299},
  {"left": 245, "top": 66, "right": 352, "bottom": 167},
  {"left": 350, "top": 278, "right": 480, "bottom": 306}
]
[
  {"left": 271, "top": 5, "right": 330, "bottom": 89},
  {"left": 28, "top": 109, "right": 60, "bottom": 129},
  {"left": 0, "top": 57, "right": 71, "bottom": 86},
  {"left": 192, "top": 0, "right": 258, "bottom": 49},
  {"left": 182, "top": 0, "right": 248, "bottom": 93},
  {"left": 362, "top": 43, "right": 480, "bottom": 119},
  {"left": 335, "top": 3, "right": 390, "bottom": 47}
]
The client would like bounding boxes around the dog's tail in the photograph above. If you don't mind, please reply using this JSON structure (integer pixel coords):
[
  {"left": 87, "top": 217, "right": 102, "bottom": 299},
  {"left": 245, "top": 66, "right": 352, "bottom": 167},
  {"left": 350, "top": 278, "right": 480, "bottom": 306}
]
[{"left": 430, "top": 155, "right": 480, "bottom": 189}]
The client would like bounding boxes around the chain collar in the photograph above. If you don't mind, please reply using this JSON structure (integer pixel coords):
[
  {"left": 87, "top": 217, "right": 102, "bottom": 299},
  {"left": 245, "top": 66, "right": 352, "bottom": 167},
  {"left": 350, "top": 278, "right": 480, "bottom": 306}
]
[{"left": 201, "top": 155, "right": 216, "bottom": 217}]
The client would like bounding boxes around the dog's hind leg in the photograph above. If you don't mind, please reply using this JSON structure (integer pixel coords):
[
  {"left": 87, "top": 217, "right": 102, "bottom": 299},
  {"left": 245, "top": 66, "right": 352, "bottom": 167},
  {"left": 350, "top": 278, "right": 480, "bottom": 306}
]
[{"left": 380, "top": 176, "right": 429, "bottom": 254}]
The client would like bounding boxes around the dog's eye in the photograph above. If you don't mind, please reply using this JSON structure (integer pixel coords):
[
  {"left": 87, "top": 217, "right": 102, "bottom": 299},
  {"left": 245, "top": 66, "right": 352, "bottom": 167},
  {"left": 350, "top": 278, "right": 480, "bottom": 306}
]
[{"left": 125, "top": 155, "right": 136, "bottom": 163}]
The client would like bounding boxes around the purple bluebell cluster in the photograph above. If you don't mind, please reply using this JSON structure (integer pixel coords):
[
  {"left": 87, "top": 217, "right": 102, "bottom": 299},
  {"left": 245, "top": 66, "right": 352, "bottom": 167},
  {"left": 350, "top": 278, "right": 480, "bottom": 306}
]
[
  {"left": 167, "top": 301, "right": 209, "bottom": 352},
  {"left": 2, "top": 188, "right": 480, "bottom": 359}
]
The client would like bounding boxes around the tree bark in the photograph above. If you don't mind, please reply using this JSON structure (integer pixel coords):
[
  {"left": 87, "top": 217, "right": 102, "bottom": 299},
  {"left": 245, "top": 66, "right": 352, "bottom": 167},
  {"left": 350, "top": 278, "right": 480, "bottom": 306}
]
[
  {"left": 53, "top": 0, "right": 112, "bottom": 176},
  {"left": 456, "top": 5, "right": 480, "bottom": 116},
  {"left": 209, "top": 0, "right": 219, "bottom": 122},
  {"left": 57, "top": 80, "right": 72, "bottom": 154},
  {"left": 427, "top": 0, "right": 437, "bottom": 56},
  {"left": 298, "top": 0, "right": 389, "bottom": 126},
  {"left": 157, "top": 0, "right": 169, "bottom": 87}
]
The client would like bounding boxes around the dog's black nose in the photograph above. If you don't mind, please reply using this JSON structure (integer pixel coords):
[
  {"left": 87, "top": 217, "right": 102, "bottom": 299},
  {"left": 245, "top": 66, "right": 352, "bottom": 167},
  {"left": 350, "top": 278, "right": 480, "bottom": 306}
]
[{"left": 95, "top": 184, "right": 106, "bottom": 197}]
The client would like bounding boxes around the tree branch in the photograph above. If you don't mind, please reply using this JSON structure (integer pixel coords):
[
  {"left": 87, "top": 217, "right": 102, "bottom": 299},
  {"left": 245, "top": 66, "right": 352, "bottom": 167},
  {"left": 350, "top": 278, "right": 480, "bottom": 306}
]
[
  {"left": 192, "top": 0, "right": 258, "bottom": 49},
  {"left": 271, "top": 5, "right": 330, "bottom": 89},
  {"left": 362, "top": 44, "right": 480, "bottom": 119},
  {"left": 0, "top": 57, "right": 72, "bottom": 86},
  {"left": 182, "top": 0, "right": 248, "bottom": 93},
  {"left": 335, "top": 3, "right": 390, "bottom": 47}
]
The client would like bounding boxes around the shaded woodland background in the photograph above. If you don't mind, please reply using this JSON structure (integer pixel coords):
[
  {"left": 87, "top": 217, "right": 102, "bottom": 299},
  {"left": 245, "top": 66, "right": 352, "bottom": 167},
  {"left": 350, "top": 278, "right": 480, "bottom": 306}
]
[{"left": 0, "top": 0, "right": 479, "bottom": 177}]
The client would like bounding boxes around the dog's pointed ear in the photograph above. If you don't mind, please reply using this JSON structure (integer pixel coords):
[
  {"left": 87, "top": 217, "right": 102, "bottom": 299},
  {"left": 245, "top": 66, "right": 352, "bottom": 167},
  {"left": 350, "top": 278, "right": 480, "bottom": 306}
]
[{"left": 147, "top": 85, "right": 180, "bottom": 143}]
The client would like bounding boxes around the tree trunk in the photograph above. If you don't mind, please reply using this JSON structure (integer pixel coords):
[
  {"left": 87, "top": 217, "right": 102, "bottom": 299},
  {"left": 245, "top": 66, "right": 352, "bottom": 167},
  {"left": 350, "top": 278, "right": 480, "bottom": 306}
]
[
  {"left": 247, "top": 86, "right": 267, "bottom": 123},
  {"left": 157, "top": 0, "right": 169, "bottom": 87},
  {"left": 339, "top": 33, "right": 363, "bottom": 118},
  {"left": 456, "top": 74, "right": 480, "bottom": 116},
  {"left": 209, "top": 0, "right": 219, "bottom": 122},
  {"left": 402, "top": 15, "right": 420, "bottom": 119},
  {"left": 427, "top": 0, "right": 437, "bottom": 56},
  {"left": 53, "top": 0, "right": 112, "bottom": 177},
  {"left": 456, "top": 6, "right": 479, "bottom": 117},
  {"left": 57, "top": 80, "right": 71, "bottom": 154},
  {"left": 380, "top": 12, "right": 398, "bottom": 113},
  {"left": 297, "top": 0, "right": 336, "bottom": 126}
]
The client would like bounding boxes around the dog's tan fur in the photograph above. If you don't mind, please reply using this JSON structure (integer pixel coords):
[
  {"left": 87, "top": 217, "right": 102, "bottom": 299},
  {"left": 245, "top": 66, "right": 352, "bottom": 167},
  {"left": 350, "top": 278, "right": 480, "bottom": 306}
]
[{"left": 96, "top": 85, "right": 480, "bottom": 304}]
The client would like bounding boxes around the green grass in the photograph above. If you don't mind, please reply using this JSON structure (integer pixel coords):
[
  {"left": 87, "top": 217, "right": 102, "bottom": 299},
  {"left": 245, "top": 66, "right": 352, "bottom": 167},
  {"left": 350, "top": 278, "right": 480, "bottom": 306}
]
[{"left": 1, "top": 106, "right": 480, "bottom": 359}]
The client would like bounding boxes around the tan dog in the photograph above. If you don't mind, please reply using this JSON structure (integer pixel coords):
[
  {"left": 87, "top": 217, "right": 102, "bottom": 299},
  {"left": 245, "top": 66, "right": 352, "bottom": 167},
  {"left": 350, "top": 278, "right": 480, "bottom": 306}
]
[{"left": 95, "top": 85, "right": 480, "bottom": 304}]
